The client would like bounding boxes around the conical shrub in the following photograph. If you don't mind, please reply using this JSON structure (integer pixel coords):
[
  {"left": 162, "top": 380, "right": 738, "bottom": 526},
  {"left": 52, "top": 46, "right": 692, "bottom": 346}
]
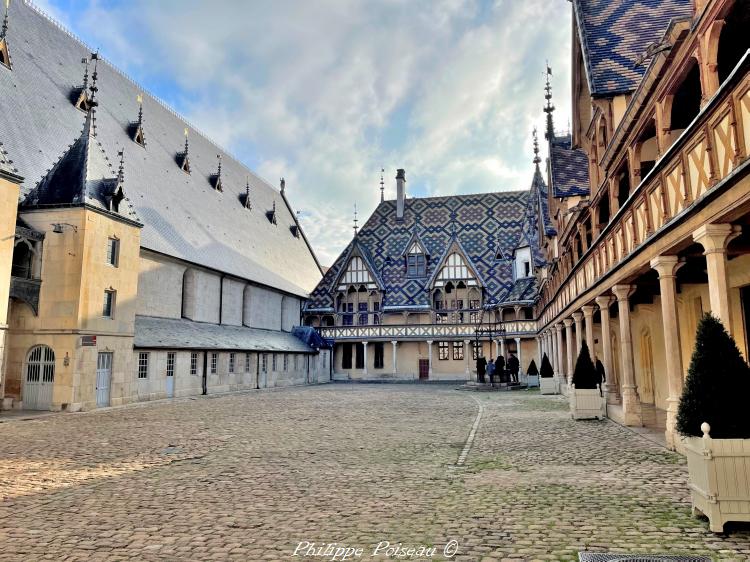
[
  {"left": 676, "top": 313, "right": 750, "bottom": 438},
  {"left": 572, "top": 340, "right": 598, "bottom": 389},
  {"left": 526, "top": 359, "right": 539, "bottom": 377},
  {"left": 539, "top": 353, "right": 553, "bottom": 378}
]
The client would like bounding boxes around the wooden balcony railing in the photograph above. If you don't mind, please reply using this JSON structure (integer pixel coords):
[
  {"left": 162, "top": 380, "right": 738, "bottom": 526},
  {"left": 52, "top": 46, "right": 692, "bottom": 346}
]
[
  {"left": 319, "top": 319, "right": 538, "bottom": 341},
  {"left": 541, "top": 53, "right": 750, "bottom": 327}
]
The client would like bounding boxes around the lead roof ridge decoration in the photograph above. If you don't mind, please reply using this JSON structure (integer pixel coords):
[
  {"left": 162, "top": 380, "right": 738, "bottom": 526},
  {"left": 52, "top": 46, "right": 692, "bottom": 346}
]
[{"left": 130, "top": 94, "right": 146, "bottom": 147}]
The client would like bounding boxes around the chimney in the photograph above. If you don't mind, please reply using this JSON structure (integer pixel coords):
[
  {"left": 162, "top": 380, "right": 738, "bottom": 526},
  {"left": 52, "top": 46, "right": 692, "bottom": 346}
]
[{"left": 396, "top": 168, "right": 406, "bottom": 220}]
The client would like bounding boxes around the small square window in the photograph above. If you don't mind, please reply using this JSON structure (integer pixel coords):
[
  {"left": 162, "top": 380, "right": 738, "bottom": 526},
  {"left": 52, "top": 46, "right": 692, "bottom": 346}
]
[
  {"left": 452, "top": 341, "right": 464, "bottom": 361},
  {"left": 106, "top": 238, "right": 120, "bottom": 267},
  {"left": 138, "top": 352, "right": 149, "bottom": 379},
  {"left": 103, "top": 290, "right": 116, "bottom": 318},
  {"left": 210, "top": 353, "right": 217, "bottom": 374},
  {"left": 190, "top": 353, "right": 198, "bottom": 375},
  {"left": 438, "top": 341, "right": 449, "bottom": 360},
  {"left": 229, "top": 352, "right": 235, "bottom": 373}
]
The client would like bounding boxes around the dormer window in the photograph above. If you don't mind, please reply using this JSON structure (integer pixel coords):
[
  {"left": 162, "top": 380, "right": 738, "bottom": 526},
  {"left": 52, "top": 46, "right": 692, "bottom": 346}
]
[
  {"left": 406, "top": 254, "right": 426, "bottom": 277},
  {"left": 267, "top": 201, "right": 277, "bottom": 224},
  {"left": 133, "top": 126, "right": 145, "bottom": 147},
  {"left": 514, "top": 246, "right": 533, "bottom": 280}
]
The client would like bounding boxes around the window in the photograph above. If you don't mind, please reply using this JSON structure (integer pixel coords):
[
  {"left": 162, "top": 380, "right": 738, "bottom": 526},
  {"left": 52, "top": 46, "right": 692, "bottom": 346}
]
[
  {"left": 106, "top": 237, "right": 120, "bottom": 267},
  {"left": 272, "top": 354, "right": 277, "bottom": 371},
  {"left": 283, "top": 354, "right": 288, "bottom": 371},
  {"left": 358, "top": 314, "right": 368, "bottom": 325},
  {"left": 452, "top": 341, "right": 464, "bottom": 361},
  {"left": 190, "top": 353, "right": 198, "bottom": 375},
  {"left": 103, "top": 290, "right": 116, "bottom": 318},
  {"left": 358, "top": 302, "right": 368, "bottom": 312},
  {"left": 372, "top": 314, "right": 380, "bottom": 325},
  {"left": 472, "top": 342, "right": 482, "bottom": 360},
  {"left": 407, "top": 254, "right": 427, "bottom": 277},
  {"left": 166, "top": 352, "right": 175, "bottom": 377},
  {"left": 343, "top": 314, "right": 354, "bottom": 326},
  {"left": 210, "top": 353, "right": 217, "bottom": 374},
  {"left": 438, "top": 341, "right": 449, "bottom": 360},
  {"left": 436, "top": 313, "right": 448, "bottom": 324},
  {"left": 374, "top": 343, "right": 384, "bottom": 369},
  {"left": 138, "top": 352, "right": 149, "bottom": 379},
  {"left": 229, "top": 352, "right": 235, "bottom": 373},
  {"left": 342, "top": 257, "right": 374, "bottom": 284},
  {"left": 245, "top": 352, "right": 251, "bottom": 372},
  {"left": 355, "top": 343, "right": 365, "bottom": 369},
  {"left": 437, "top": 253, "right": 472, "bottom": 280},
  {"left": 262, "top": 353, "right": 268, "bottom": 373},
  {"left": 342, "top": 343, "right": 353, "bottom": 369},
  {"left": 469, "top": 299, "right": 480, "bottom": 309},
  {"left": 435, "top": 300, "right": 443, "bottom": 310},
  {"left": 373, "top": 302, "right": 380, "bottom": 312}
]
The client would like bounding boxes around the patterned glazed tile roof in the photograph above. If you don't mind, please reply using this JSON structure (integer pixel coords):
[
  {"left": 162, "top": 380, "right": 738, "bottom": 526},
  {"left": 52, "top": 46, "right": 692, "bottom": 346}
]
[
  {"left": 573, "top": 0, "right": 692, "bottom": 96},
  {"left": 0, "top": 1, "right": 321, "bottom": 297},
  {"left": 134, "top": 316, "right": 315, "bottom": 353},
  {"left": 549, "top": 135, "right": 590, "bottom": 198},
  {"left": 306, "top": 189, "right": 545, "bottom": 311}
]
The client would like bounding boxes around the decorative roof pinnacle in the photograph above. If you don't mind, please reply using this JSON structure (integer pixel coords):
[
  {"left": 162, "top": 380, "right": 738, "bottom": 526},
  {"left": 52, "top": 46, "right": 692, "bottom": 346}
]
[
  {"left": 532, "top": 127, "right": 541, "bottom": 168},
  {"left": 379, "top": 167, "right": 385, "bottom": 203},
  {"left": 353, "top": 203, "right": 359, "bottom": 236},
  {"left": 543, "top": 63, "right": 555, "bottom": 141},
  {"left": 2, "top": 0, "right": 10, "bottom": 39}
]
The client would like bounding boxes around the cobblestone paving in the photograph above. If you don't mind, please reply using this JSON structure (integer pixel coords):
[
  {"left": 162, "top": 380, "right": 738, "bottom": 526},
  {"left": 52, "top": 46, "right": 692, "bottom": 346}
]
[{"left": 0, "top": 385, "right": 749, "bottom": 561}]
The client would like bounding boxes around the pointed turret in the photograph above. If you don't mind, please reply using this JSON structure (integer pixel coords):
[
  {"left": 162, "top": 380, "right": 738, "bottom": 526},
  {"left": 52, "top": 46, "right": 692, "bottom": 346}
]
[{"left": 543, "top": 64, "right": 555, "bottom": 142}]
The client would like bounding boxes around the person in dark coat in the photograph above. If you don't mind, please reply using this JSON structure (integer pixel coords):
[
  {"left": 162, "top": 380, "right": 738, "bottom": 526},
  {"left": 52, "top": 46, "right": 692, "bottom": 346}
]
[
  {"left": 476, "top": 355, "right": 487, "bottom": 383},
  {"left": 507, "top": 353, "right": 520, "bottom": 383},
  {"left": 486, "top": 358, "right": 496, "bottom": 385},
  {"left": 595, "top": 356, "right": 606, "bottom": 396},
  {"left": 495, "top": 355, "right": 506, "bottom": 383}
]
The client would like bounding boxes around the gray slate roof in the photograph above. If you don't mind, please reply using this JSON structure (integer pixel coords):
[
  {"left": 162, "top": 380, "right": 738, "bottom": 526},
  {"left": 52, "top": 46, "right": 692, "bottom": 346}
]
[
  {"left": 0, "top": 1, "right": 321, "bottom": 297},
  {"left": 134, "top": 316, "right": 316, "bottom": 353}
]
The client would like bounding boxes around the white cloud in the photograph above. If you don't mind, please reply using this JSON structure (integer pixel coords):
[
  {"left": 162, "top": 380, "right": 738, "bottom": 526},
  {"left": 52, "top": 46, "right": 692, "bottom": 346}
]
[{"left": 55, "top": 0, "right": 572, "bottom": 265}]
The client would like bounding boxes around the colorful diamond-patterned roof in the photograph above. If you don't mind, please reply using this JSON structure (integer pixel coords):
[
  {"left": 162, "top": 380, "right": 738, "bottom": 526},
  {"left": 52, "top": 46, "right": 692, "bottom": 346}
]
[
  {"left": 549, "top": 135, "right": 590, "bottom": 198},
  {"left": 306, "top": 189, "right": 544, "bottom": 311},
  {"left": 573, "top": 0, "right": 692, "bottom": 96}
]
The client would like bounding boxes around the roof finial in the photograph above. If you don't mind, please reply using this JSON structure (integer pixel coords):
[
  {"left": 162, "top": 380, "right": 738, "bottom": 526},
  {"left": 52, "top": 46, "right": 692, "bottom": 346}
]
[
  {"left": 543, "top": 63, "right": 555, "bottom": 141},
  {"left": 183, "top": 127, "right": 189, "bottom": 154},
  {"left": 379, "top": 167, "right": 385, "bottom": 203},
  {"left": 280, "top": 177, "right": 285, "bottom": 194},
  {"left": 353, "top": 203, "right": 359, "bottom": 236},
  {"left": 89, "top": 51, "right": 99, "bottom": 106},
  {"left": 117, "top": 149, "right": 125, "bottom": 185},
  {"left": 532, "top": 127, "right": 541, "bottom": 168},
  {"left": 2, "top": 0, "right": 10, "bottom": 40}
]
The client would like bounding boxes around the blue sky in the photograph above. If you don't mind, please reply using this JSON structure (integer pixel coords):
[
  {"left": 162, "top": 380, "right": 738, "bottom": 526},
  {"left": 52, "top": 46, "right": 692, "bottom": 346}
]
[{"left": 37, "top": 0, "right": 572, "bottom": 265}]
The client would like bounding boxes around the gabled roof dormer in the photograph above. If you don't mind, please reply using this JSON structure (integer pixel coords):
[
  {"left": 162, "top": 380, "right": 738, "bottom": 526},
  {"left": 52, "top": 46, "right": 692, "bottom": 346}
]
[
  {"left": 333, "top": 239, "right": 383, "bottom": 292},
  {"left": 266, "top": 201, "right": 277, "bottom": 224},
  {"left": 428, "top": 238, "right": 483, "bottom": 289},
  {"left": 176, "top": 128, "right": 190, "bottom": 174},
  {"left": 210, "top": 154, "right": 223, "bottom": 191},
  {"left": 241, "top": 178, "right": 252, "bottom": 209},
  {"left": 72, "top": 54, "right": 98, "bottom": 112},
  {"left": 128, "top": 94, "right": 146, "bottom": 147}
]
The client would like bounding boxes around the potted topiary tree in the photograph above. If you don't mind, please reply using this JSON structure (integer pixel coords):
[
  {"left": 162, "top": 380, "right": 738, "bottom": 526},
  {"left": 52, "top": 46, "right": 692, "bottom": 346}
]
[
  {"left": 526, "top": 359, "right": 539, "bottom": 388},
  {"left": 677, "top": 313, "right": 750, "bottom": 533},
  {"left": 539, "top": 353, "right": 557, "bottom": 395},
  {"left": 570, "top": 341, "right": 605, "bottom": 420}
]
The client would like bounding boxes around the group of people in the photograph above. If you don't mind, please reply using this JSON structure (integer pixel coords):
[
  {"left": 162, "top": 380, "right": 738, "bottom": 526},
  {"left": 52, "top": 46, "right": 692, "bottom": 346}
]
[{"left": 476, "top": 353, "right": 520, "bottom": 385}]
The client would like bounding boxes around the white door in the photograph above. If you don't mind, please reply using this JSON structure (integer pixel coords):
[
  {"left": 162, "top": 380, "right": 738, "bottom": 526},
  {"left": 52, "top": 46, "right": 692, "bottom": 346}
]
[
  {"left": 24, "top": 345, "right": 55, "bottom": 410},
  {"left": 166, "top": 352, "right": 175, "bottom": 398},
  {"left": 96, "top": 352, "right": 113, "bottom": 407}
]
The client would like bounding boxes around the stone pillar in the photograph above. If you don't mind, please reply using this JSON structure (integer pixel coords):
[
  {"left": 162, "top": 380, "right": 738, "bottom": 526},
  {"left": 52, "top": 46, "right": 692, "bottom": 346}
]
[
  {"left": 362, "top": 342, "right": 368, "bottom": 376},
  {"left": 693, "top": 224, "right": 736, "bottom": 334},
  {"left": 564, "top": 319, "right": 574, "bottom": 384},
  {"left": 391, "top": 340, "right": 398, "bottom": 375},
  {"left": 495, "top": 339, "right": 500, "bottom": 359},
  {"left": 426, "top": 340, "right": 433, "bottom": 378},
  {"left": 651, "top": 256, "right": 685, "bottom": 449},
  {"left": 612, "top": 284, "right": 641, "bottom": 425},
  {"left": 582, "top": 305, "right": 595, "bottom": 349},
  {"left": 515, "top": 337, "right": 522, "bottom": 374},
  {"left": 535, "top": 336, "right": 541, "bottom": 366},
  {"left": 555, "top": 324, "right": 564, "bottom": 380},
  {"left": 500, "top": 338, "right": 506, "bottom": 358},
  {"left": 572, "top": 312, "right": 583, "bottom": 360},
  {"left": 595, "top": 295, "right": 618, "bottom": 404},
  {"left": 547, "top": 332, "right": 555, "bottom": 372},
  {"left": 464, "top": 340, "right": 471, "bottom": 378}
]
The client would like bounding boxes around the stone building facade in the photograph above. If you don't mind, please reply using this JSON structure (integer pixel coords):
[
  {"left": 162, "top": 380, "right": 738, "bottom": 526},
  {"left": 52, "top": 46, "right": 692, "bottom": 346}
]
[
  {"left": 536, "top": 0, "right": 750, "bottom": 449},
  {"left": 0, "top": 1, "right": 328, "bottom": 411}
]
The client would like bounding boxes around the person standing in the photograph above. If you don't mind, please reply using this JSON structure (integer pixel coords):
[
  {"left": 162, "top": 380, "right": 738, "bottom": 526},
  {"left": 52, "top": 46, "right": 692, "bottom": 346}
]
[
  {"left": 486, "top": 358, "right": 495, "bottom": 385},
  {"left": 595, "top": 355, "right": 606, "bottom": 396},
  {"left": 508, "top": 352, "right": 520, "bottom": 383},
  {"left": 496, "top": 355, "right": 506, "bottom": 383},
  {"left": 476, "top": 355, "right": 487, "bottom": 383}
]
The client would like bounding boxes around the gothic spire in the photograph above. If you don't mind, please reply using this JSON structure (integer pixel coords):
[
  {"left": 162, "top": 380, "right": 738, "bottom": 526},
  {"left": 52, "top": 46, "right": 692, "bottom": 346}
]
[
  {"left": 532, "top": 127, "right": 541, "bottom": 169},
  {"left": 543, "top": 64, "right": 555, "bottom": 141},
  {"left": 379, "top": 167, "right": 385, "bottom": 203}
]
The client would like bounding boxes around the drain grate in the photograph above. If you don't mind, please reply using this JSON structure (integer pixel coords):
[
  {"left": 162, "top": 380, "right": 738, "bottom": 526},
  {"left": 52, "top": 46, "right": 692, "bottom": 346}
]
[{"left": 579, "top": 554, "right": 710, "bottom": 562}]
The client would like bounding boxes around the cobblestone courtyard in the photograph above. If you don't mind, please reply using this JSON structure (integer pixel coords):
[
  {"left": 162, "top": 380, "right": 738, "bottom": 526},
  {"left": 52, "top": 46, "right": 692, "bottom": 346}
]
[{"left": 1, "top": 385, "right": 749, "bottom": 561}]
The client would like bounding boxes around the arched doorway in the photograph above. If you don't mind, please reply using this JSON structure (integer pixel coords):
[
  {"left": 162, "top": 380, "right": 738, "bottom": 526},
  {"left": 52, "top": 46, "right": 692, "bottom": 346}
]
[{"left": 24, "top": 345, "right": 55, "bottom": 410}]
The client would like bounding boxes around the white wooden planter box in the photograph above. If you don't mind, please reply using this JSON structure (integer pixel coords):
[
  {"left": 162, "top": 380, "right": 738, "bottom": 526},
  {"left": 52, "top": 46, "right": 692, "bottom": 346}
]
[
  {"left": 539, "top": 377, "right": 557, "bottom": 395},
  {"left": 682, "top": 423, "right": 750, "bottom": 533},
  {"left": 570, "top": 387, "right": 605, "bottom": 420}
]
